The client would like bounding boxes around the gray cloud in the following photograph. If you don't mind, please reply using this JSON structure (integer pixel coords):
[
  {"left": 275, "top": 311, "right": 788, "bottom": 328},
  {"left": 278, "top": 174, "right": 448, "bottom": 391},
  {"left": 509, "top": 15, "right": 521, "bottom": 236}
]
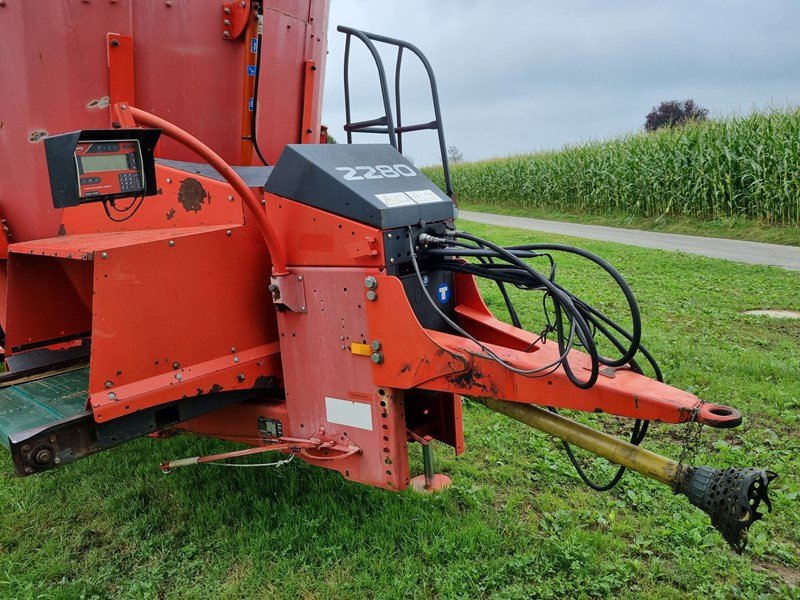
[{"left": 322, "top": 1, "right": 800, "bottom": 165}]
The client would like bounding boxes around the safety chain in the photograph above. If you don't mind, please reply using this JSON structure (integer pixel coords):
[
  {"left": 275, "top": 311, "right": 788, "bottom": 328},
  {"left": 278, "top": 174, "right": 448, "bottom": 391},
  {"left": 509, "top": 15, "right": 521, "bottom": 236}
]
[{"left": 675, "top": 406, "right": 705, "bottom": 481}]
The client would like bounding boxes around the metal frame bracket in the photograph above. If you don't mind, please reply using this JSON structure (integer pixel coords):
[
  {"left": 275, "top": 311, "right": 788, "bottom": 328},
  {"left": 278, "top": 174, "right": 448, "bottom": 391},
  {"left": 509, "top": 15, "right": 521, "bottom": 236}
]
[
  {"left": 222, "top": 0, "right": 251, "bottom": 40},
  {"left": 270, "top": 273, "right": 307, "bottom": 313}
]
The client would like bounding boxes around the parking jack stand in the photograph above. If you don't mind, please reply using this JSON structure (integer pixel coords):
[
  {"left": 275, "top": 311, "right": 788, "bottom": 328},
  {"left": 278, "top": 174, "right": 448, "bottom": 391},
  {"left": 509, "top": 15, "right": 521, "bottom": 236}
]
[{"left": 409, "top": 435, "right": 452, "bottom": 492}]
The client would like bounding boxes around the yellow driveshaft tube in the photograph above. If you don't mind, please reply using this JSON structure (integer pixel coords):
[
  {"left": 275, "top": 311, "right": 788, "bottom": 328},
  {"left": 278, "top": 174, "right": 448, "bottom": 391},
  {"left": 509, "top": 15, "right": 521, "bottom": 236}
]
[{"left": 475, "top": 397, "right": 776, "bottom": 553}]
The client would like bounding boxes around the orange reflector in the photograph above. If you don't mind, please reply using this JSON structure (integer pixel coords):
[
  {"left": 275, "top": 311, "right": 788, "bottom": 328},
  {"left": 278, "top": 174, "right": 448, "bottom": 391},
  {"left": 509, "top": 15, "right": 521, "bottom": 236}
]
[{"left": 350, "top": 343, "right": 372, "bottom": 356}]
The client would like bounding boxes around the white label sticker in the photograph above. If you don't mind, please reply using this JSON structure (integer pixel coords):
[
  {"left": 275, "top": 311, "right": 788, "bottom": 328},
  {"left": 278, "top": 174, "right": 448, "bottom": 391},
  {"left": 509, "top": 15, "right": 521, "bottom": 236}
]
[
  {"left": 325, "top": 397, "right": 374, "bottom": 431},
  {"left": 375, "top": 192, "right": 415, "bottom": 207},
  {"left": 405, "top": 189, "right": 445, "bottom": 204}
]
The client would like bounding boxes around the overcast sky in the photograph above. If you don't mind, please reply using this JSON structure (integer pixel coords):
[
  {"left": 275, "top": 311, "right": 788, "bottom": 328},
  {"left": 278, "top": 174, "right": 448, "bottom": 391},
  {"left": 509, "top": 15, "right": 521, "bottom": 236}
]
[{"left": 321, "top": 1, "right": 800, "bottom": 166}]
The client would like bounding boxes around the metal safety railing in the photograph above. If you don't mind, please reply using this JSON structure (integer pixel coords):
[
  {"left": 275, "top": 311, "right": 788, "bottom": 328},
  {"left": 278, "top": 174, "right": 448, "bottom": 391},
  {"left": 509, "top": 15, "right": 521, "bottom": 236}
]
[{"left": 337, "top": 25, "right": 454, "bottom": 197}]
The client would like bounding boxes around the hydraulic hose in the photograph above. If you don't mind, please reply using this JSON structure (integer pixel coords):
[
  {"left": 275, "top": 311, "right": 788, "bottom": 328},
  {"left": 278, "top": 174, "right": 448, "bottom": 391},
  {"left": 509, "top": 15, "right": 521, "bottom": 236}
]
[{"left": 116, "top": 104, "right": 288, "bottom": 276}]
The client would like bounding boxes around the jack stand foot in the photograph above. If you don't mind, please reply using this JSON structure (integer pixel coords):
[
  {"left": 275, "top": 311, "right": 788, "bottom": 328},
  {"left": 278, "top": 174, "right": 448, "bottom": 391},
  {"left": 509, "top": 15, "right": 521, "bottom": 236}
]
[
  {"left": 409, "top": 437, "right": 452, "bottom": 492},
  {"left": 410, "top": 473, "right": 452, "bottom": 492}
]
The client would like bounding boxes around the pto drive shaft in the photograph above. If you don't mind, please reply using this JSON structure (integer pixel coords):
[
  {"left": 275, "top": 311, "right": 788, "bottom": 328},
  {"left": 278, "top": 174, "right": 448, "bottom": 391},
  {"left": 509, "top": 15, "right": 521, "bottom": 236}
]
[{"left": 475, "top": 397, "right": 776, "bottom": 553}]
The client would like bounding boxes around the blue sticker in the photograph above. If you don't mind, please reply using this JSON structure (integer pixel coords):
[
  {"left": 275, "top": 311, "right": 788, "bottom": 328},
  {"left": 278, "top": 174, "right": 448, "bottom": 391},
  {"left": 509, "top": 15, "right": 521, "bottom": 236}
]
[
  {"left": 248, "top": 98, "right": 254, "bottom": 111},
  {"left": 250, "top": 38, "right": 259, "bottom": 53},
  {"left": 247, "top": 65, "right": 257, "bottom": 77},
  {"left": 437, "top": 282, "right": 450, "bottom": 304}
]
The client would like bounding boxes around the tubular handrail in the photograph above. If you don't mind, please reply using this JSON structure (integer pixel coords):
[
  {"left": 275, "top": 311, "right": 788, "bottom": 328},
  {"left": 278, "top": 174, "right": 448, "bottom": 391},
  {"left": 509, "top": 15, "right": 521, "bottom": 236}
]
[{"left": 337, "top": 25, "right": 454, "bottom": 197}]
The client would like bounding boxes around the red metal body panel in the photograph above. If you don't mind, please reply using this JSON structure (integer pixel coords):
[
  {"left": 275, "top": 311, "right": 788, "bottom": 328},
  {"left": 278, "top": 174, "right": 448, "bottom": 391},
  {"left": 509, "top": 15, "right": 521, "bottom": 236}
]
[
  {"left": 362, "top": 272, "right": 738, "bottom": 426},
  {"left": 265, "top": 194, "right": 385, "bottom": 268},
  {"left": 7, "top": 219, "right": 280, "bottom": 423},
  {"left": 0, "top": 0, "right": 325, "bottom": 266},
  {"left": 61, "top": 165, "right": 247, "bottom": 235},
  {"left": 274, "top": 266, "right": 412, "bottom": 489}
]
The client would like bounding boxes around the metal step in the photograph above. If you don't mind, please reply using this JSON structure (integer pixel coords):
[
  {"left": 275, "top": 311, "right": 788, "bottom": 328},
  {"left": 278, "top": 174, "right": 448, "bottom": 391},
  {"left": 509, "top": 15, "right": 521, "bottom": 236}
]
[{"left": 0, "top": 367, "right": 89, "bottom": 450}]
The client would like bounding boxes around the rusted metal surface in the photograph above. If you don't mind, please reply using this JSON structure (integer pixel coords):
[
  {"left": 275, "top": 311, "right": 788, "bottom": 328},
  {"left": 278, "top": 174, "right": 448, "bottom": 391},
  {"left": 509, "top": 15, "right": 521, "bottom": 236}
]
[{"left": 177, "top": 178, "right": 208, "bottom": 213}]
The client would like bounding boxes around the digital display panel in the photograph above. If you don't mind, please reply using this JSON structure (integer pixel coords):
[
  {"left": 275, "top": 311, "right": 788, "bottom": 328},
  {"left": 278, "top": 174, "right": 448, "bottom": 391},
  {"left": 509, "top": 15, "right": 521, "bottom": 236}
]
[{"left": 80, "top": 154, "right": 129, "bottom": 173}]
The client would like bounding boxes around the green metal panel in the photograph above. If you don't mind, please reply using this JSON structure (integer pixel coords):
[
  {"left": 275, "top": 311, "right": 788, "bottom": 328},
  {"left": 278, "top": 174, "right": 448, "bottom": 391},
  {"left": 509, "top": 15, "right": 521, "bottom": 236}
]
[{"left": 0, "top": 368, "right": 89, "bottom": 450}]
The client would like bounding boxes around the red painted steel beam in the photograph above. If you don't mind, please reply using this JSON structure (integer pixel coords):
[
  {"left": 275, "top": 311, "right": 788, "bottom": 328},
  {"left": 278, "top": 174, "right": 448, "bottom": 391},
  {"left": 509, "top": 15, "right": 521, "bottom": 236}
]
[
  {"left": 366, "top": 273, "right": 741, "bottom": 427},
  {"left": 113, "top": 103, "right": 288, "bottom": 275}
]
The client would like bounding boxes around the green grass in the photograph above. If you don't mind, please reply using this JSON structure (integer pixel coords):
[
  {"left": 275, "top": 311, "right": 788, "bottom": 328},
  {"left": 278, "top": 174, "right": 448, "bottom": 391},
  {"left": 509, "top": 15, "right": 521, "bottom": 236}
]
[
  {"left": 2, "top": 220, "right": 799, "bottom": 598},
  {"left": 424, "top": 107, "right": 800, "bottom": 226},
  {"left": 458, "top": 201, "right": 800, "bottom": 247}
]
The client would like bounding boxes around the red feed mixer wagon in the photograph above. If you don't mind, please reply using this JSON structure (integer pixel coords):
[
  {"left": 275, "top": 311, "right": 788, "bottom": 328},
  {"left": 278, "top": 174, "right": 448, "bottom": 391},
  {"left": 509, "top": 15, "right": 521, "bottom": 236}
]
[{"left": 0, "top": 1, "right": 775, "bottom": 553}]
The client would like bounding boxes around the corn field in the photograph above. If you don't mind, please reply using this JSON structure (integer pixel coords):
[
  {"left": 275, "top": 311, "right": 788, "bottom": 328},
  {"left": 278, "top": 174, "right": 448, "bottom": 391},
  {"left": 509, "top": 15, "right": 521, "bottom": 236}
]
[{"left": 423, "top": 108, "right": 800, "bottom": 225}]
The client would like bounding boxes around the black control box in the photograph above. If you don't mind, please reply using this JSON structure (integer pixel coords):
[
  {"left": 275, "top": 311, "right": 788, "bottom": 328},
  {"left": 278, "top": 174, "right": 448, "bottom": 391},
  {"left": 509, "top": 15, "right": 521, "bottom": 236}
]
[{"left": 44, "top": 128, "right": 161, "bottom": 208}]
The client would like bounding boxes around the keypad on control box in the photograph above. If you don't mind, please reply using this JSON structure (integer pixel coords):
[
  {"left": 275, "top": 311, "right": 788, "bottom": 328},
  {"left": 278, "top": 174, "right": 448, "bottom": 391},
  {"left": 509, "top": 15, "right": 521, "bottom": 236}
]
[{"left": 118, "top": 172, "right": 143, "bottom": 193}]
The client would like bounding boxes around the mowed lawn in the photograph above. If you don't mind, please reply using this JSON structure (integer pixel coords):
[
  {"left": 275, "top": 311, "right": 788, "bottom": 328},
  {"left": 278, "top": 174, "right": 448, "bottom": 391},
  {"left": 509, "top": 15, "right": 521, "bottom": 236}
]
[{"left": 1, "top": 220, "right": 798, "bottom": 599}]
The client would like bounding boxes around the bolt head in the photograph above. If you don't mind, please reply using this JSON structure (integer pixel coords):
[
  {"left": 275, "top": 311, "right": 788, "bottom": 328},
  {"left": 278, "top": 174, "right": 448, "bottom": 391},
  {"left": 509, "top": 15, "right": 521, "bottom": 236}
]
[
  {"left": 100, "top": 252, "right": 108, "bottom": 259},
  {"left": 234, "top": 356, "right": 240, "bottom": 363},
  {"left": 172, "top": 362, "right": 180, "bottom": 370},
  {"left": 300, "top": 306, "right": 306, "bottom": 312},
  {"left": 366, "top": 290, "right": 377, "bottom": 301},
  {"left": 223, "top": 30, "right": 230, "bottom": 38},
  {"left": 175, "top": 373, "right": 183, "bottom": 381},
  {"left": 370, "top": 352, "right": 384, "bottom": 364},
  {"left": 371, "top": 340, "right": 382, "bottom": 351},
  {"left": 228, "top": 194, "right": 234, "bottom": 201},
  {"left": 230, "top": 346, "right": 237, "bottom": 353},
  {"left": 226, "top": 230, "right": 232, "bottom": 237},
  {"left": 105, "top": 380, "right": 113, "bottom": 388},
  {"left": 237, "top": 373, "right": 245, "bottom": 382},
  {"left": 223, "top": 19, "right": 231, "bottom": 26},
  {"left": 390, "top": 258, "right": 395, "bottom": 264},
  {"left": 168, "top": 240, "right": 175, "bottom": 247},
  {"left": 108, "top": 392, "right": 117, "bottom": 400},
  {"left": 166, "top": 177, "right": 172, "bottom": 183},
  {"left": 364, "top": 276, "right": 378, "bottom": 290}
]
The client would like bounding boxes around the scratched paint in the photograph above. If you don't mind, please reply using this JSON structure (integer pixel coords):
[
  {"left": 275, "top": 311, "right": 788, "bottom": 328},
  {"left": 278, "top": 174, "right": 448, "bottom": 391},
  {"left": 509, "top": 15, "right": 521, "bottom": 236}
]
[{"left": 28, "top": 130, "right": 47, "bottom": 143}]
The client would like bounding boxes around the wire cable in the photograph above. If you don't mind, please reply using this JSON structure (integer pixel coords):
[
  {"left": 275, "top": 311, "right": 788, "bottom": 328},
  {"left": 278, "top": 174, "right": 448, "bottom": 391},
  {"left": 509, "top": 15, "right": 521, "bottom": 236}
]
[
  {"left": 102, "top": 194, "right": 144, "bottom": 222},
  {"left": 416, "top": 229, "right": 664, "bottom": 490},
  {"left": 243, "top": 7, "right": 270, "bottom": 166}
]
